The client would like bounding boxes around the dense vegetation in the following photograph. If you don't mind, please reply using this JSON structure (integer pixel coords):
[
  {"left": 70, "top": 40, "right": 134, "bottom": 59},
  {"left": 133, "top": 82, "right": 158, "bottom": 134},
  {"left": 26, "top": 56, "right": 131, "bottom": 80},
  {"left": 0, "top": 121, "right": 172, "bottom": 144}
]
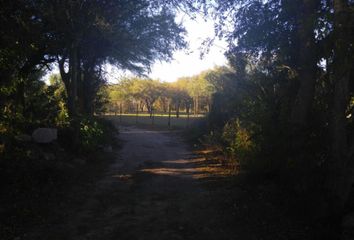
[
  {"left": 191, "top": 0, "right": 353, "bottom": 237},
  {"left": 0, "top": 1, "right": 188, "bottom": 238},
  {"left": 0, "top": 0, "right": 186, "bottom": 143},
  {"left": 1, "top": 0, "right": 353, "bottom": 239}
]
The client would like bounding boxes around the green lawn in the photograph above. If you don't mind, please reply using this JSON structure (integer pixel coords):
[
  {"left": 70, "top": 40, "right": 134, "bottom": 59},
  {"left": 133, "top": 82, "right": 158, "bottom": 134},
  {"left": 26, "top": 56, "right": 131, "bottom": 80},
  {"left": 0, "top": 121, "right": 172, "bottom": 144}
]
[{"left": 103, "top": 113, "right": 205, "bottom": 129}]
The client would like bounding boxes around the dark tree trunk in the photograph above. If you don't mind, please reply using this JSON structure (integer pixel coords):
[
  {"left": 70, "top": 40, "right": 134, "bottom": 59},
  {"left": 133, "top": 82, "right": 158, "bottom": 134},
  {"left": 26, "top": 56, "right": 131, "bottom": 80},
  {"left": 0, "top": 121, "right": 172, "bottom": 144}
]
[
  {"left": 145, "top": 99, "right": 153, "bottom": 118},
  {"left": 82, "top": 67, "right": 96, "bottom": 116},
  {"left": 176, "top": 101, "right": 180, "bottom": 118},
  {"left": 290, "top": 0, "right": 319, "bottom": 130},
  {"left": 67, "top": 43, "right": 79, "bottom": 118},
  {"left": 119, "top": 103, "right": 122, "bottom": 123},
  {"left": 186, "top": 103, "right": 190, "bottom": 117},
  {"left": 168, "top": 103, "right": 171, "bottom": 128},
  {"left": 186, "top": 104, "right": 190, "bottom": 128},
  {"left": 163, "top": 99, "right": 168, "bottom": 113},
  {"left": 325, "top": 0, "right": 353, "bottom": 219},
  {"left": 194, "top": 96, "right": 199, "bottom": 116},
  {"left": 135, "top": 103, "right": 139, "bottom": 124},
  {"left": 287, "top": 0, "right": 320, "bottom": 164}
]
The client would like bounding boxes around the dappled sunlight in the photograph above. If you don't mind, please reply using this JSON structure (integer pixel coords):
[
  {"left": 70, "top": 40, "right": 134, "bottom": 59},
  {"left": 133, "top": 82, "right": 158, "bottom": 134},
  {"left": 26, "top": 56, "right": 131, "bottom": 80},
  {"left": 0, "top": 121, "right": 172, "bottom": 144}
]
[
  {"left": 140, "top": 165, "right": 230, "bottom": 179},
  {"left": 194, "top": 149, "right": 218, "bottom": 155},
  {"left": 141, "top": 155, "right": 232, "bottom": 179},
  {"left": 141, "top": 167, "right": 206, "bottom": 177},
  {"left": 163, "top": 158, "right": 205, "bottom": 164}
]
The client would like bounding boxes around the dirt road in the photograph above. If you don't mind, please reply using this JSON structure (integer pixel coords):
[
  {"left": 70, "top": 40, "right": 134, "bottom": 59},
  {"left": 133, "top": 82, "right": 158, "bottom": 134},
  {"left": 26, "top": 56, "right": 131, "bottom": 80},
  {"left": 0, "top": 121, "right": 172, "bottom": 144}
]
[
  {"left": 26, "top": 126, "right": 233, "bottom": 240},
  {"left": 66, "top": 126, "right": 236, "bottom": 240},
  {"left": 94, "top": 126, "right": 224, "bottom": 240},
  {"left": 26, "top": 126, "right": 309, "bottom": 240}
]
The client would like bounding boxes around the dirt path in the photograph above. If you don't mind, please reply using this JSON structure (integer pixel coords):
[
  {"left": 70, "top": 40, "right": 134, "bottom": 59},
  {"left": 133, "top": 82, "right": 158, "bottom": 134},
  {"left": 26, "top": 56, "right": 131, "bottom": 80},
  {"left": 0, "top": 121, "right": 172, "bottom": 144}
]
[
  {"left": 68, "top": 126, "right": 236, "bottom": 240},
  {"left": 92, "top": 126, "right": 224, "bottom": 240},
  {"left": 27, "top": 126, "right": 233, "bottom": 240},
  {"left": 26, "top": 126, "right": 310, "bottom": 240}
]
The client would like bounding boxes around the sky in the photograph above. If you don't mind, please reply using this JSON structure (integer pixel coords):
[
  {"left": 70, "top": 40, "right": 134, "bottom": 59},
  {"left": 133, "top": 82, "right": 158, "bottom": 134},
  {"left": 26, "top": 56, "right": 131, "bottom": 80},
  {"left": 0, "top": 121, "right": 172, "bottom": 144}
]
[
  {"left": 108, "top": 13, "right": 228, "bottom": 83},
  {"left": 148, "top": 14, "right": 228, "bottom": 82}
]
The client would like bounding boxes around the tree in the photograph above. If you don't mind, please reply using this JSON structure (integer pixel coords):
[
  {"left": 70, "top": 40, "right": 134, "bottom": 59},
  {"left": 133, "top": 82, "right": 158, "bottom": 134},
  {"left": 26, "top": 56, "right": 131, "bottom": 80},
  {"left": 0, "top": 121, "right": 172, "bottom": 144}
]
[
  {"left": 130, "top": 79, "right": 163, "bottom": 117},
  {"left": 204, "top": 0, "right": 354, "bottom": 230},
  {"left": 39, "top": 0, "right": 186, "bottom": 118},
  {"left": 0, "top": 0, "right": 57, "bottom": 132},
  {"left": 325, "top": 0, "right": 354, "bottom": 220},
  {"left": 174, "top": 77, "right": 193, "bottom": 115}
]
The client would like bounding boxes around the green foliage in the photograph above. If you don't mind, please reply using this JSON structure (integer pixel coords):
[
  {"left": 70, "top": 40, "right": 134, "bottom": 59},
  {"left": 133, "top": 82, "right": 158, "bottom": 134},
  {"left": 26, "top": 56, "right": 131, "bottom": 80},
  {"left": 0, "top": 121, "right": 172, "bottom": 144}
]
[
  {"left": 105, "top": 69, "right": 219, "bottom": 116},
  {"left": 0, "top": 71, "right": 67, "bottom": 136},
  {"left": 222, "top": 119, "right": 257, "bottom": 167},
  {"left": 195, "top": 2, "right": 354, "bottom": 233},
  {"left": 78, "top": 117, "right": 116, "bottom": 153},
  {"left": 79, "top": 118, "right": 104, "bottom": 152}
]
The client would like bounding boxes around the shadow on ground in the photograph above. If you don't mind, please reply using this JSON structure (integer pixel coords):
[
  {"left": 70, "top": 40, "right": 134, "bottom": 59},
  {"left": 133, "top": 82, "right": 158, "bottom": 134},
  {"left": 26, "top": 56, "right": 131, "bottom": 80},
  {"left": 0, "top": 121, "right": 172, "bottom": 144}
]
[{"left": 24, "top": 126, "right": 311, "bottom": 240}]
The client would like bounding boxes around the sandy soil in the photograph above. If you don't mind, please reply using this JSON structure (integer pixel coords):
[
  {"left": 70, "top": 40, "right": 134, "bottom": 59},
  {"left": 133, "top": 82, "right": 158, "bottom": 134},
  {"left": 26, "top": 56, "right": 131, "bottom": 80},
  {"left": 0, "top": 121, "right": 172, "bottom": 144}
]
[
  {"left": 24, "top": 126, "right": 230, "bottom": 240},
  {"left": 72, "top": 126, "right": 234, "bottom": 240},
  {"left": 25, "top": 126, "right": 310, "bottom": 240}
]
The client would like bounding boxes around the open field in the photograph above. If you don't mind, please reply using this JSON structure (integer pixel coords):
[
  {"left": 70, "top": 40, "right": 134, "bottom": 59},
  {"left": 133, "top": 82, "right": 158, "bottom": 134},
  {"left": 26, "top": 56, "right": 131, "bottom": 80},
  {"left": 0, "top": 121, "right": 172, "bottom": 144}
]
[{"left": 103, "top": 113, "right": 205, "bottom": 129}]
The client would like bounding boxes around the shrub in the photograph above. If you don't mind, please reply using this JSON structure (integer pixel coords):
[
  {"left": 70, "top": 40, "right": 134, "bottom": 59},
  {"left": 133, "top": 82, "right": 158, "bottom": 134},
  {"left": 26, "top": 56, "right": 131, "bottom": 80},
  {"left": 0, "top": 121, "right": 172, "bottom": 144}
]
[
  {"left": 221, "top": 119, "right": 257, "bottom": 168},
  {"left": 78, "top": 117, "right": 117, "bottom": 153}
]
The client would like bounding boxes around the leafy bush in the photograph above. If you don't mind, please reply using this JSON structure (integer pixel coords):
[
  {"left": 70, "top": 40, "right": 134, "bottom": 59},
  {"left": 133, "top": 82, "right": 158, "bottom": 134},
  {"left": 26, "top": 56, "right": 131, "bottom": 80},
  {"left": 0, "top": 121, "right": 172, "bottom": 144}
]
[
  {"left": 78, "top": 117, "right": 117, "bottom": 153},
  {"left": 222, "top": 119, "right": 257, "bottom": 167},
  {"left": 80, "top": 118, "right": 104, "bottom": 150}
]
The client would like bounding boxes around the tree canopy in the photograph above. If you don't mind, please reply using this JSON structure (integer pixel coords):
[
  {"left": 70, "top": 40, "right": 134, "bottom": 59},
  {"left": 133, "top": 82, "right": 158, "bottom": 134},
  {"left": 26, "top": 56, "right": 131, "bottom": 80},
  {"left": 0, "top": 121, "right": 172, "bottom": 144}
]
[{"left": 192, "top": 0, "right": 354, "bottom": 231}]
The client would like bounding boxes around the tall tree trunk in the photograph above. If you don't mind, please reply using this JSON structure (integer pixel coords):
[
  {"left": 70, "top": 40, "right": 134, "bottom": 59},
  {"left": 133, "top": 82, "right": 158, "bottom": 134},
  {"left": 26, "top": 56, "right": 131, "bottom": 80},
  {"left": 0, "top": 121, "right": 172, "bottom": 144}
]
[
  {"left": 176, "top": 102, "right": 180, "bottom": 118},
  {"left": 145, "top": 99, "right": 153, "bottom": 118},
  {"left": 81, "top": 72, "right": 88, "bottom": 116},
  {"left": 162, "top": 98, "right": 168, "bottom": 113},
  {"left": 326, "top": 0, "right": 353, "bottom": 219},
  {"left": 119, "top": 102, "right": 122, "bottom": 123},
  {"left": 186, "top": 104, "right": 190, "bottom": 128},
  {"left": 288, "top": 0, "right": 320, "bottom": 156},
  {"left": 168, "top": 103, "right": 171, "bottom": 128},
  {"left": 68, "top": 43, "right": 79, "bottom": 118},
  {"left": 290, "top": 0, "right": 319, "bottom": 128},
  {"left": 68, "top": 43, "right": 81, "bottom": 148},
  {"left": 194, "top": 96, "right": 199, "bottom": 116}
]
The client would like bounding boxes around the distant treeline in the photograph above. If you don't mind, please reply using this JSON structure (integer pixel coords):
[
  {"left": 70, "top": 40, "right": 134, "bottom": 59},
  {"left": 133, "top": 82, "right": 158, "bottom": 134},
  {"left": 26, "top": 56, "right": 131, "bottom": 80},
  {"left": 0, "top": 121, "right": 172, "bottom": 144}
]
[{"left": 105, "top": 67, "right": 230, "bottom": 117}]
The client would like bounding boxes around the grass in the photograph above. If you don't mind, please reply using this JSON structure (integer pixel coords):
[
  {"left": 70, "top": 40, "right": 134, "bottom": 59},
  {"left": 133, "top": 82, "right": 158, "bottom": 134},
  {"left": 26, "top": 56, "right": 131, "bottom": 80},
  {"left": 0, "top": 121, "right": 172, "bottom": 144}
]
[{"left": 103, "top": 113, "right": 205, "bottom": 129}]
